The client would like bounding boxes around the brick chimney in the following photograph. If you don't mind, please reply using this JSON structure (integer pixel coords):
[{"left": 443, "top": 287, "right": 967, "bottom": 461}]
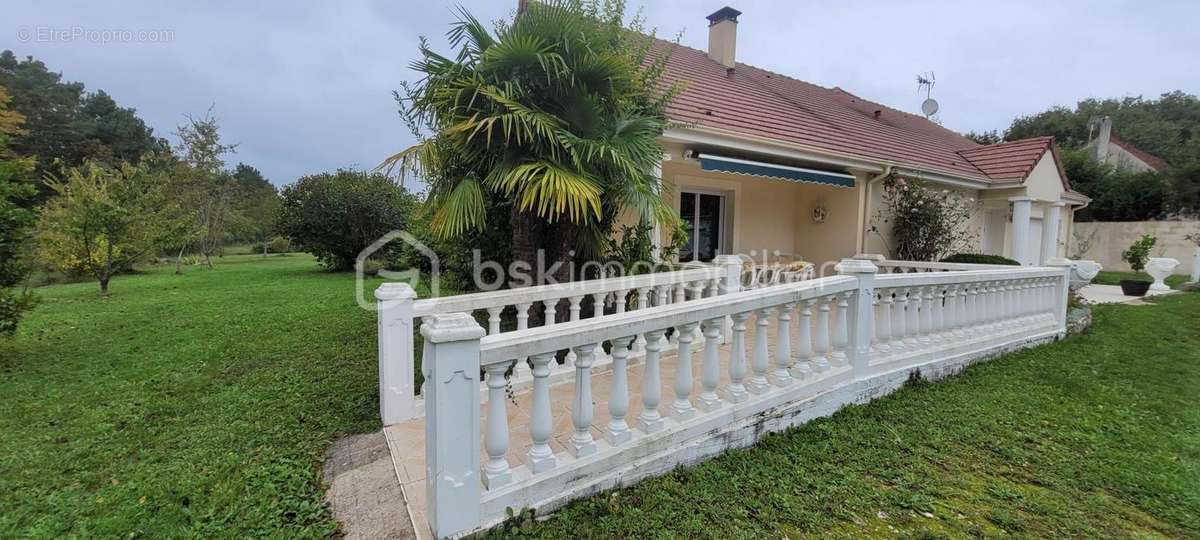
[{"left": 706, "top": 6, "right": 741, "bottom": 69}]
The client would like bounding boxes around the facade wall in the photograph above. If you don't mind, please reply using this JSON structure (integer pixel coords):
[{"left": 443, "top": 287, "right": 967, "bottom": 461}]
[{"left": 1072, "top": 220, "right": 1199, "bottom": 276}]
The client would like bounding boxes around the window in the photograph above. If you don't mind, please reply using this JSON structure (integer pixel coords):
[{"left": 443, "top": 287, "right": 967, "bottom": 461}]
[{"left": 680, "top": 191, "right": 725, "bottom": 262}]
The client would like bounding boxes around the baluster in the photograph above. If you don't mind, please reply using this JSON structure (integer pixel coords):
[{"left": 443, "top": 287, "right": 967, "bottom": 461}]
[
  {"left": 830, "top": 294, "right": 849, "bottom": 367},
  {"left": 689, "top": 281, "right": 706, "bottom": 341},
  {"left": 918, "top": 286, "right": 934, "bottom": 347},
  {"left": 726, "top": 312, "right": 751, "bottom": 402},
  {"left": 486, "top": 307, "right": 503, "bottom": 336},
  {"left": 892, "top": 289, "right": 907, "bottom": 353},
  {"left": 946, "top": 285, "right": 963, "bottom": 339},
  {"left": 772, "top": 302, "right": 796, "bottom": 386},
  {"left": 482, "top": 362, "right": 511, "bottom": 488},
  {"left": 814, "top": 298, "right": 832, "bottom": 372},
  {"left": 877, "top": 290, "right": 893, "bottom": 355},
  {"left": 698, "top": 318, "right": 725, "bottom": 411},
  {"left": 1014, "top": 280, "right": 1027, "bottom": 323},
  {"left": 568, "top": 343, "right": 598, "bottom": 457},
  {"left": 654, "top": 285, "right": 669, "bottom": 306},
  {"left": 962, "top": 283, "right": 976, "bottom": 336},
  {"left": 748, "top": 308, "right": 773, "bottom": 391},
  {"left": 990, "top": 282, "right": 1003, "bottom": 330},
  {"left": 904, "top": 288, "right": 920, "bottom": 349},
  {"left": 591, "top": 293, "right": 607, "bottom": 318},
  {"left": 605, "top": 337, "right": 634, "bottom": 445},
  {"left": 632, "top": 288, "right": 650, "bottom": 354},
  {"left": 614, "top": 290, "right": 627, "bottom": 314},
  {"left": 527, "top": 353, "right": 557, "bottom": 473},
  {"left": 674, "top": 283, "right": 686, "bottom": 303},
  {"left": 671, "top": 322, "right": 698, "bottom": 419},
  {"left": 636, "top": 330, "right": 666, "bottom": 433},
  {"left": 791, "top": 301, "right": 815, "bottom": 379},
  {"left": 564, "top": 296, "right": 583, "bottom": 366},
  {"left": 1000, "top": 281, "right": 1013, "bottom": 328},
  {"left": 544, "top": 298, "right": 558, "bottom": 327},
  {"left": 511, "top": 303, "right": 532, "bottom": 378},
  {"left": 931, "top": 286, "right": 945, "bottom": 344},
  {"left": 957, "top": 284, "right": 971, "bottom": 337}
]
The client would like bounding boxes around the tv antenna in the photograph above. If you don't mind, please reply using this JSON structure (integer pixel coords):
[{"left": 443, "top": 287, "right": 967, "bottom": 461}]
[{"left": 916, "top": 72, "right": 939, "bottom": 121}]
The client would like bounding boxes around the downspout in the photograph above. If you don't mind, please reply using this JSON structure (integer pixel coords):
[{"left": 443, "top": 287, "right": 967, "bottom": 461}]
[{"left": 857, "top": 164, "right": 893, "bottom": 255}]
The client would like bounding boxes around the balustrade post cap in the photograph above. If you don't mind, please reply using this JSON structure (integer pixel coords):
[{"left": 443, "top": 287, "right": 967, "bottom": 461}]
[
  {"left": 1045, "top": 257, "right": 1073, "bottom": 268},
  {"left": 712, "top": 254, "right": 745, "bottom": 266},
  {"left": 852, "top": 253, "right": 886, "bottom": 262},
  {"left": 835, "top": 258, "right": 878, "bottom": 274},
  {"left": 375, "top": 282, "right": 417, "bottom": 301},
  {"left": 420, "top": 312, "right": 485, "bottom": 343}
]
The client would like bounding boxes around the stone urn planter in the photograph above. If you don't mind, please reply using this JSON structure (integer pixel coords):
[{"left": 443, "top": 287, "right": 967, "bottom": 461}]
[
  {"left": 1146, "top": 257, "right": 1180, "bottom": 291},
  {"left": 1068, "top": 260, "right": 1102, "bottom": 292}
]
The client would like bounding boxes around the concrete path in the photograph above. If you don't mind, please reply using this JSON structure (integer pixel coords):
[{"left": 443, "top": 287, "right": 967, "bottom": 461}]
[
  {"left": 323, "top": 432, "right": 416, "bottom": 539},
  {"left": 1077, "top": 284, "right": 1176, "bottom": 305}
]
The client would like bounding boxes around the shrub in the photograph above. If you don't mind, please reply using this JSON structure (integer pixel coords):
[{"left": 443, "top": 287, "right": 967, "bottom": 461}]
[
  {"left": 870, "top": 176, "right": 978, "bottom": 261},
  {"left": 1120, "top": 234, "right": 1156, "bottom": 275},
  {"left": 265, "top": 236, "right": 291, "bottom": 254},
  {"left": 275, "top": 169, "right": 417, "bottom": 271},
  {"left": 940, "top": 253, "right": 1020, "bottom": 266}
]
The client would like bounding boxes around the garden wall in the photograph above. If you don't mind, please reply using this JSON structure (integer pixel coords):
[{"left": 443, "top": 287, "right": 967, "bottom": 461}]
[{"left": 1072, "top": 220, "right": 1199, "bottom": 275}]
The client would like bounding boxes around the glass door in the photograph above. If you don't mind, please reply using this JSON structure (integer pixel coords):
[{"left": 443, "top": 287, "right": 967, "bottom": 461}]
[{"left": 680, "top": 191, "right": 725, "bottom": 262}]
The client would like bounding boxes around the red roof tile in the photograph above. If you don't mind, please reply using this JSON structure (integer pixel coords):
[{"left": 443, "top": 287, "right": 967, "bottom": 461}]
[
  {"left": 1108, "top": 135, "right": 1169, "bottom": 171},
  {"left": 656, "top": 40, "right": 1072, "bottom": 190}
]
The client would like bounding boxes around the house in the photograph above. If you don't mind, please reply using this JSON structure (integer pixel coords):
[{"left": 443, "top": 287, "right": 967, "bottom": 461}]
[
  {"left": 645, "top": 6, "right": 1089, "bottom": 270},
  {"left": 1084, "top": 115, "right": 1169, "bottom": 173}
]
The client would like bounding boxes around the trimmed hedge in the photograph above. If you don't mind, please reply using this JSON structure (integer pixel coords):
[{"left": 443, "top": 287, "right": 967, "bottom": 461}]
[{"left": 940, "top": 253, "right": 1021, "bottom": 266}]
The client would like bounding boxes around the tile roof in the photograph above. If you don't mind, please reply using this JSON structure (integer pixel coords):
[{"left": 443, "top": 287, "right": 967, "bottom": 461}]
[
  {"left": 656, "top": 40, "right": 1070, "bottom": 189},
  {"left": 1108, "top": 135, "right": 1169, "bottom": 171},
  {"left": 956, "top": 136, "right": 1055, "bottom": 182}
]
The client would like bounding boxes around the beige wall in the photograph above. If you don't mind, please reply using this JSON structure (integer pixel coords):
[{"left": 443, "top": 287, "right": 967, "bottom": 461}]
[
  {"left": 641, "top": 148, "right": 1082, "bottom": 267},
  {"left": 1073, "top": 221, "right": 1199, "bottom": 275},
  {"left": 656, "top": 158, "right": 859, "bottom": 267}
]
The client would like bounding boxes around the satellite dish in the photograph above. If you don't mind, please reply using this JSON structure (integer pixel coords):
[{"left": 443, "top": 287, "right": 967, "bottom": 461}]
[{"left": 921, "top": 98, "right": 939, "bottom": 117}]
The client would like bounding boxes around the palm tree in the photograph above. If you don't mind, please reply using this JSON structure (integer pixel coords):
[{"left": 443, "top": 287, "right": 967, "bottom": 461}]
[{"left": 383, "top": 0, "right": 680, "bottom": 285}]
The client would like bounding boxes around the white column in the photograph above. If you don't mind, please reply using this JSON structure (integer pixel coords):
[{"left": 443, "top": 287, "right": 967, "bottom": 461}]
[
  {"left": 698, "top": 319, "right": 725, "bottom": 411},
  {"left": 1041, "top": 202, "right": 1065, "bottom": 264},
  {"left": 605, "top": 337, "right": 634, "bottom": 445},
  {"left": 671, "top": 322, "right": 698, "bottom": 419},
  {"left": 1010, "top": 197, "right": 1034, "bottom": 266},
  {"left": 636, "top": 330, "right": 666, "bottom": 434},
  {"left": 568, "top": 343, "right": 598, "bottom": 457},
  {"left": 420, "top": 313, "right": 484, "bottom": 539},
  {"left": 482, "top": 363, "right": 511, "bottom": 488},
  {"left": 726, "top": 312, "right": 750, "bottom": 402},
  {"left": 376, "top": 283, "right": 417, "bottom": 426},
  {"left": 527, "top": 352, "right": 557, "bottom": 473},
  {"left": 771, "top": 303, "right": 795, "bottom": 386},
  {"left": 836, "top": 258, "right": 878, "bottom": 377}
]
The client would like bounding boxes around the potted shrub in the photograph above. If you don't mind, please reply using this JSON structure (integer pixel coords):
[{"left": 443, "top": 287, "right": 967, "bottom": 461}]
[{"left": 1119, "top": 235, "right": 1156, "bottom": 296}]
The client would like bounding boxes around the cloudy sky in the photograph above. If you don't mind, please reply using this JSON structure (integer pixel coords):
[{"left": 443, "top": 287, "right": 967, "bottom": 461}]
[{"left": 3, "top": 1, "right": 1198, "bottom": 187}]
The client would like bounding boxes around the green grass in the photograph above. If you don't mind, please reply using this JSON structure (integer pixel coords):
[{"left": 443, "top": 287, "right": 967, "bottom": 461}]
[
  {"left": 497, "top": 293, "right": 1200, "bottom": 539},
  {"left": 0, "top": 253, "right": 417, "bottom": 537},
  {"left": 1093, "top": 270, "right": 1190, "bottom": 289}
]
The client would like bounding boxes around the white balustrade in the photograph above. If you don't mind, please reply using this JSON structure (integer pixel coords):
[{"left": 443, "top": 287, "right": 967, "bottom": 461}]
[{"left": 398, "top": 260, "right": 1074, "bottom": 538}]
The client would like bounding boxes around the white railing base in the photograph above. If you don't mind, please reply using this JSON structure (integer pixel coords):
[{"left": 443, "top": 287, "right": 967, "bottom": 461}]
[{"left": 442, "top": 326, "right": 1065, "bottom": 537}]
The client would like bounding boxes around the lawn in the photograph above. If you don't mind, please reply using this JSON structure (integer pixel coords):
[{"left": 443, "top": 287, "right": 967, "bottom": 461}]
[
  {"left": 1093, "top": 270, "right": 1191, "bottom": 289},
  {"left": 0, "top": 254, "right": 404, "bottom": 537},
  {"left": 498, "top": 292, "right": 1200, "bottom": 538},
  {"left": 3, "top": 255, "right": 1197, "bottom": 538}
]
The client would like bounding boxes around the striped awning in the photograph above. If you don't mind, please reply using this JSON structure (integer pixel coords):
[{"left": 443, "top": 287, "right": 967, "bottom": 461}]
[{"left": 696, "top": 153, "right": 856, "bottom": 188}]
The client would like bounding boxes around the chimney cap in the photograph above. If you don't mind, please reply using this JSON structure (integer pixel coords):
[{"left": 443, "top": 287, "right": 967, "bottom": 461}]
[{"left": 706, "top": 6, "right": 742, "bottom": 25}]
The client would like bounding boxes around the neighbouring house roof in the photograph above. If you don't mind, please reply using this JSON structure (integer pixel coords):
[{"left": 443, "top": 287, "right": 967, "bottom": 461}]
[
  {"left": 656, "top": 40, "right": 1079, "bottom": 195},
  {"left": 1108, "top": 135, "right": 1169, "bottom": 172}
]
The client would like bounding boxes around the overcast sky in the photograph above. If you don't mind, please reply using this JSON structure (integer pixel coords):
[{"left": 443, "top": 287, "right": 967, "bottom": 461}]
[{"left": 3, "top": 1, "right": 1198, "bottom": 187}]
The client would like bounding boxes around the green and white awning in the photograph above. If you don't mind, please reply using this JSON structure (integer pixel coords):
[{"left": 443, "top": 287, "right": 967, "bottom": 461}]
[{"left": 696, "top": 153, "right": 856, "bottom": 188}]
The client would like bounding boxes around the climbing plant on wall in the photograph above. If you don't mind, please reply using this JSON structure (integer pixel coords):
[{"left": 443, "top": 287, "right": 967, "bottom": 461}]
[{"left": 869, "top": 175, "right": 979, "bottom": 261}]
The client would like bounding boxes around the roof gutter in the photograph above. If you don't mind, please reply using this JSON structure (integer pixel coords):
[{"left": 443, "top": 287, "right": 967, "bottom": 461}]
[{"left": 858, "top": 164, "right": 893, "bottom": 255}]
